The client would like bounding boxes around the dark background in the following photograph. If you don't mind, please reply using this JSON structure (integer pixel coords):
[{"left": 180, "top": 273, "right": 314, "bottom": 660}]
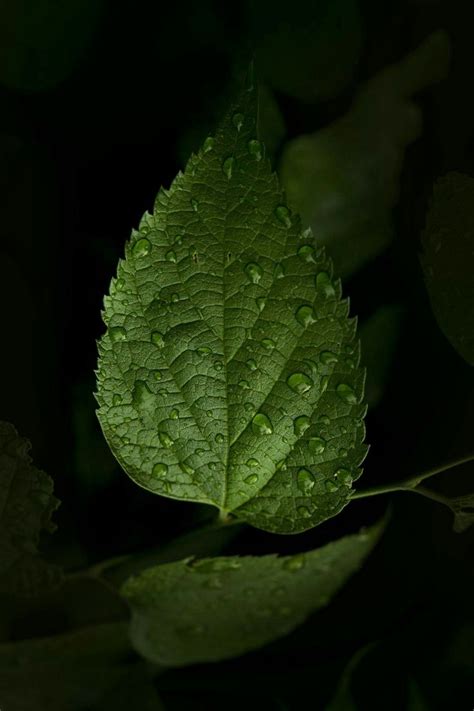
[{"left": 1, "top": 0, "right": 473, "bottom": 708}]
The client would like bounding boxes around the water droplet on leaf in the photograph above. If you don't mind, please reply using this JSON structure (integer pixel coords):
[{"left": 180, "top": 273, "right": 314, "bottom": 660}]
[
  {"left": 132, "top": 238, "right": 151, "bottom": 257},
  {"left": 297, "top": 468, "right": 315, "bottom": 494},
  {"left": 287, "top": 372, "right": 313, "bottom": 394},
  {"left": 153, "top": 463, "right": 168, "bottom": 478},
  {"left": 320, "top": 351, "right": 338, "bottom": 365},
  {"left": 246, "top": 359, "right": 257, "bottom": 371},
  {"left": 109, "top": 326, "right": 126, "bottom": 342},
  {"left": 251, "top": 412, "right": 273, "bottom": 435},
  {"left": 296, "top": 305, "right": 316, "bottom": 327},
  {"left": 159, "top": 431, "right": 173, "bottom": 448},
  {"left": 297, "top": 245, "right": 316, "bottom": 263},
  {"left": 261, "top": 338, "right": 275, "bottom": 350},
  {"left": 151, "top": 331, "right": 165, "bottom": 348},
  {"left": 283, "top": 554, "right": 305, "bottom": 572},
  {"left": 245, "top": 473, "right": 258, "bottom": 484},
  {"left": 215, "top": 433, "right": 224, "bottom": 444},
  {"left": 248, "top": 139, "right": 263, "bottom": 160},
  {"left": 232, "top": 112, "right": 244, "bottom": 130},
  {"left": 294, "top": 415, "right": 310, "bottom": 436},
  {"left": 203, "top": 136, "right": 214, "bottom": 152},
  {"left": 244, "top": 262, "right": 263, "bottom": 284},
  {"left": 315, "top": 271, "right": 336, "bottom": 297},
  {"left": 275, "top": 205, "right": 291, "bottom": 227},
  {"left": 308, "top": 437, "right": 326, "bottom": 455},
  {"left": 222, "top": 156, "right": 234, "bottom": 179},
  {"left": 336, "top": 383, "right": 358, "bottom": 404},
  {"left": 335, "top": 468, "right": 353, "bottom": 486}
]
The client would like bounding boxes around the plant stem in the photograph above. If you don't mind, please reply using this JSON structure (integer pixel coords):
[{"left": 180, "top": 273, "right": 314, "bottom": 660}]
[{"left": 351, "top": 452, "right": 474, "bottom": 501}]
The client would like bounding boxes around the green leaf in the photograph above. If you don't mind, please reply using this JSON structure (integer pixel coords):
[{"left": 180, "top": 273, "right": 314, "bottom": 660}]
[
  {"left": 96, "top": 69, "right": 367, "bottom": 535},
  {"left": 0, "top": 621, "right": 159, "bottom": 711},
  {"left": 279, "top": 31, "right": 451, "bottom": 278},
  {"left": 121, "top": 519, "right": 384, "bottom": 666},
  {"left": 420, "top": 172, "right": 474, "bottom": 366},
  {"left": 0, "top": 421, "right": 62, "bottom": 596}
]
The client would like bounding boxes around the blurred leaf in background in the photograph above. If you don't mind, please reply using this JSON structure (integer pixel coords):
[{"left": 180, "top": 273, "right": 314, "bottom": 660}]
[
  {"left": 0, "top": 0, "right": 105, "bottom": 92},
  {"left": 420, "top": 172, "right": 474, "bottom": 366},
  {"left": 279, "top": 31, "right": 451, "bottom": 278}
]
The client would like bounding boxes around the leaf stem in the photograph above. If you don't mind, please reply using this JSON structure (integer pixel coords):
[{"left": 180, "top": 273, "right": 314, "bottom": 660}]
[{"left": 351, "top": 452, "right": 474, "bottom": 501}]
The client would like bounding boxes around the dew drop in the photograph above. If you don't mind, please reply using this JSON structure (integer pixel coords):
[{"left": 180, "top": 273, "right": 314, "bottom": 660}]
[
  {"left": 151, "top": 331, "right": 165, "bottom": 348},
  {"left": 276, "top": 459, "right": 287, "bottom": 471},
  {"left": 297, "top": 245, "right": 316, "bottom": 263},
  {"left": 170, "top": 408, "right": 179, "bottom": 420},
  {"left": 203, "top": 136, "right": 215, "bottom": 152},
  {"left": 325, "top": 480, "right": 339, "bottom": 493},
  {"left": 195, "top": 448, "right": 205, "bottom": 455},
  {"left": 232, "top": 112, "right": 244, "bottom": 130},
  {"left": 159, "top": 431, "right": 173, "bottom": 448},
  {"left": 115, "top": 278, "right": 125, "bottom": 291},
  {"left": 165, "top": 249, "right": 177, "bottom": 263},
  {"left": 256, "top": 297, "right": 266, "bottom": 312},
  {"left": 132, "top": 238, "right": 151, "bottom": 257},
  {"left": 152, "top": 463, "right": 168, "bottom": 478},
  {"left": 244, "top": 262, "right": 263, "bottom": 284},
  {"left": 294, "top": 415, "right": 310, "bottom": 436},
  {"left": 247, "top": 458, "right": 259, "bottom": 467},
  {"left": 315, "top": 271, "right": 336, "bottom": 297},
  {"left": 112, "top": 394, "right": 122, "bottom": 406},
  {"left": 197, "top": 346, "right": 211, "bottom": 355},
  {"left": 318, "top": 414, "right": 330, "bottom": 425},
  {"left": 335, "top": 468, "right": 353, "bottom": 486},
  {"left": 287, "top": 372, "right": 313, "bottom": 394},
  {"left": 214, "top": 360, "right": 223, "bottom": 371},
  {"left": 179, "top": 462, "right": 194, "bottom": 475},
  {"left": 190, "top": 198, "right": 199, "bottom": 211},
  {"left": 171, "top": 293, "right": 179, "bottom": 302},
  {"left": 338, "top": 447, "right": 348, "bottom": 458},
  {"left": 296, "top": 305, "right": 316, "bottom": 327},
  {"left": 192, "top": 558, "right": 241, "bottom": 573},
  {"left": 215, "top": 433, "right": 224, "bottom": 444},
  {"left": 246, "top": 359, "right": 257, "bottom": 371},
  {"left": 244, "top": 402, "right": 255, "bottom": 412},
  {"left": 308, "top": 437, "right": 326, "bottom": 455},
  {"left": 222, "top": 156, "right": 234, "bottom": 179},
  {"left": 297, "top": 504, "right": 311, "bottom": 517},
  {"left": 132, "top": 380, "right": 155, "bottom": 410},
  {"left": 238, "top": 380, "right": 250, "bottom": 389},
  {"left": 248, "top": 139, "right": 263, "bottom": 160},
  {"left": 320, "top": 350, "right": 338, "bottom": 365},
  {"left": 283, "top": 554, "right": 305, "bottom": 572},
  {"left": 152, "top": 370, "right": 162, "bottom": 380},
  {"left": 261, "top": 338, "right": 275, "bottom": 351},
  {"left": 245, "top": 473, "right": 258, "bottom": 485},
  {"left": 274, "top": 263, "right": 285, "bottom": 279},
  {"left": 206, "top": 410, "right": 213, "bottom": 418},
  {"left": 336, "top": 383, "right": 358, "bottom": 404},
  {"left": 297, "top": 468, "right": 315, "bottom": 494},
  {"left": 208, "top": 461, "right": 217, "bottom": 470},
  {"left": 109, "top": 326, "right": 126, "bottom": 342},
  {"left": 275, "top": 205, "right": 291, "bottom": 228},
  {"left": 251, "top": 412, "right": 273, "bottom": 435}
]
